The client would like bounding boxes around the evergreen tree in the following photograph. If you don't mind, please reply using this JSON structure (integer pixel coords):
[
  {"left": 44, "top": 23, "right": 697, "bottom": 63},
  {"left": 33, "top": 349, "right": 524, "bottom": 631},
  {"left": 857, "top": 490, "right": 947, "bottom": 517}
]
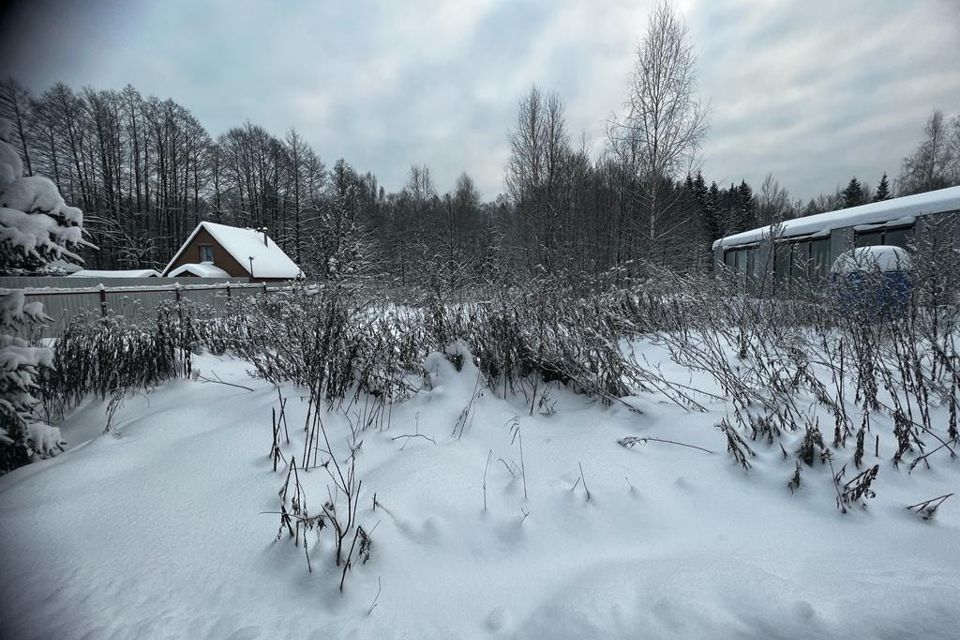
[
  {"left": 1, "top": 292, "right": 64, "bottom": 471},
  {"left": 736, "top": 180, "right": 755, "bottom": 232},
  {"left": 842, "top": 177, "right": 865, "bottom": 208},
  {"left": 704, "top": 181, "right": 721, "bottom": 240},
  {"left": 875, "top": 172, "right": 891, "bottom": 201},
  {"left": 692, "top": 171, "right": 708, "bottom": 208},
  {"left": 0, "top": 118, "right": 75, "bottom": 469}
]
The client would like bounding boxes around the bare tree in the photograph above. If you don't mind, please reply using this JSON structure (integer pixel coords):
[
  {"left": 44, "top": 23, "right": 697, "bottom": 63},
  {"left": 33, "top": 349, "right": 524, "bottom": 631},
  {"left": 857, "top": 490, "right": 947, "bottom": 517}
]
[
  {"left": 899, "top": 110, "right": 958, "bottom": 195},
  {"left": 0, "top": 78, "right": 33, "bottom": 176},
  {"left": 756, "top": 173, "right": 791, "bottom": 226},
  {"left": 612, "top": 0, "right": 708, "bottom": 256},
  {"left": 506, "top": 86, "right": 574, "bottom": 274}
]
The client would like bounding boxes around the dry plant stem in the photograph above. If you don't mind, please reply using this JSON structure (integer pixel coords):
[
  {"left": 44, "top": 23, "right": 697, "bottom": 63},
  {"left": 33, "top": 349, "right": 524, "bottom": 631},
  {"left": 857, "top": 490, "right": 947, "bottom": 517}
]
[
  {"left": 195, "top": 371, "right": 254, "bottom": 392},
  {"left": 483, "top": 449, "right": 492, "bottom": 511},
  {"left": 618, "top": 436, "right": 715, "bottom": 454},
  {"left": 578, "top": 461, "right": 591, "bottom": 501},
  {"left": 368, "top": 577, "right": 382, "bottom": 616},
  {"left": 390, "top": 433, "right": 436, "bottom": 445}
]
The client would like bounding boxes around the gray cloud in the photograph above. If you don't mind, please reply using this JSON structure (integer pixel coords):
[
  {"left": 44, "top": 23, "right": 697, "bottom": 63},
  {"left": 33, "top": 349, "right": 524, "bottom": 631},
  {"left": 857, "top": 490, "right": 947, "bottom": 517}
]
[{"left": 1, "top": 0, "right": 958, "bottom": 201}]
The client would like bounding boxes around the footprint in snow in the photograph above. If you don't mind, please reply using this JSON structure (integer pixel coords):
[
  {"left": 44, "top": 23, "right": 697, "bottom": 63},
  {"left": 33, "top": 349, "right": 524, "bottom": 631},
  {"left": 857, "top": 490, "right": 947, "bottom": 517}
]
[
  {"left": 796, "top": 600, "right": 816, "bottom": 620},
  {"left": 485, "top": 606, "right": 512, "bottom": 632},
  {"left": 224, "top": 626, "right": 262, "bottom": 640}
]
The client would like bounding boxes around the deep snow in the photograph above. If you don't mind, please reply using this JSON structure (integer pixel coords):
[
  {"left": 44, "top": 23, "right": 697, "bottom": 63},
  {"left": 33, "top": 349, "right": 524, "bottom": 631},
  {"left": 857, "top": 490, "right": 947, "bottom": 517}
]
[{"left": 1, "top": 344, "right": 959, "bottom": 640}]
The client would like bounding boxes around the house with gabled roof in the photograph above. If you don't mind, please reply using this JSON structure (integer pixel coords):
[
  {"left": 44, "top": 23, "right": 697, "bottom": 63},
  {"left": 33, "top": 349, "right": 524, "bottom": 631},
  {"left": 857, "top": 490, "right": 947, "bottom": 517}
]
[{"left": 162, "top": 222, "right": 304, "bottom": 282}]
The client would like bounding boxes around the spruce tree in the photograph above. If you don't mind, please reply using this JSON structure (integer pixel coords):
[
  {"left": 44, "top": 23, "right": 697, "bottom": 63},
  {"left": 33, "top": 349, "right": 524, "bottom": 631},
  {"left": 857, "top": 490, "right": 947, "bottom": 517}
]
[
  {"left": 737, "top": 180, "right": 755, "bottom": 231},
  {"left": 842, "top": 177, "right": 865, "bottom": 208},
  {"left": 0, "top": 117, "right": 85, "bottom": 470},
  {"left": 704, "top": 181, "right": 721, "bottom": 239},
  {"left": 875, "top": 173, "right": 891, "bottom": 201}
]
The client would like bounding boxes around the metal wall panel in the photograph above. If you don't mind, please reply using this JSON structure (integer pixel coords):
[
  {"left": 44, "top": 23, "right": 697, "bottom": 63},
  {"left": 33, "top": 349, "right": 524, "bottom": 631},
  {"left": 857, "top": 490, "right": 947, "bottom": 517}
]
[{"left": 1, "top": 278, "right": 289, "bottom": 338}]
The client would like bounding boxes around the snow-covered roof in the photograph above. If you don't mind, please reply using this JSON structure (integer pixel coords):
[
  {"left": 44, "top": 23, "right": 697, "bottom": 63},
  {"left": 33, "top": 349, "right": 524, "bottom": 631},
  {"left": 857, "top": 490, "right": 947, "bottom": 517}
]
[
  {"left": 46, "top": 259, "right": 83, "bottom": 274},
  {"left": 69, "top": 269, "right": 160, "bottom": 278},
  {"left": 830, "top": 246, "right": 911, "bottom": 274},
  {"left": 163, "top": 221, "right": 303, "bottom": 279},
  {"left": 167, "top": 262, "right": 231, "bottom": 278},
  {"left": 713, "top": 186, "right": 960, "bottom": 250}
]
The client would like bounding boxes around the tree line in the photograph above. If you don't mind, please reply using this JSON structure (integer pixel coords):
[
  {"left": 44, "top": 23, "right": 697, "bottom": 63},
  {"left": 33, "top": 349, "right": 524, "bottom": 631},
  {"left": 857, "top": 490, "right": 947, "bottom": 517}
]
[{"left": 2, "top": 2, "right": 958, "bottom": 287}]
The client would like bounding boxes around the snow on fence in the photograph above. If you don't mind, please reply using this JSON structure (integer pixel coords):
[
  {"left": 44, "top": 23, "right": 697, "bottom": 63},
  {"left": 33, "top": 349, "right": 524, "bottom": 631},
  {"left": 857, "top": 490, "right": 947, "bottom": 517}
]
[{"left": 0, "top": 277, "right": 291, "bottom": 337}]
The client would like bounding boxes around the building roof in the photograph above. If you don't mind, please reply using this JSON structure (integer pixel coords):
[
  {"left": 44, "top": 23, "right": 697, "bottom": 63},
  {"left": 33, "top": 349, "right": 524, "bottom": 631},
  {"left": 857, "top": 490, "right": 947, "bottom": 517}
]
[
  {"left": 166, "top": 262, "right": 231, "bottom": 278},
  {"left": 713, "top": 186, "right": 960, "bottom": 250},
  {"left": 69, "top": 268, "right": 161, "bottom": 278},
  {"left": 162, "top": 221, "right": 303, "bottom": 279}
]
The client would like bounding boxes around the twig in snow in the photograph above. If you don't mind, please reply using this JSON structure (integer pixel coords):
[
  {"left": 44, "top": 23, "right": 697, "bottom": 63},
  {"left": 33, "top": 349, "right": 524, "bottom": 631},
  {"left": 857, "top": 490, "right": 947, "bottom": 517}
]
[
  {"left": 497, "top": 458, "right": 519, "bottom": 478},
  {"left": 367, "top": 577, "right": 382, "bottom": 616},
  {"left": 508, "top": 417, "right": 528, "bottom": 500},
  {"left": 482, "top": 449, "right": 492, "bottom": 512},
  {"left": 618, "top": 436, "right": 715, "bottom": 455},
  {"left": 906, "top": 493, "right": 953, "bottom": 520},
  {"left": 390, "top": 433, "right": 436, "bottom": 446},
  {"left": 519, "top": 505, "right": 530, "bottom": 524},
  {"left": 195, "top": 370, "right": 255, "bottom": 392},
  {"left": 578, "top": 461, "right": 591, "bottom": 501}
]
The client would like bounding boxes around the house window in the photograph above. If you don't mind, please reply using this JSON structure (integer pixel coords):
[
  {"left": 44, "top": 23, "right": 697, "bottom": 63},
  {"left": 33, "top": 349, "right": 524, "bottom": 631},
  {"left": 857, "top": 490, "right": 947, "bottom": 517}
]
[
  {"left": 855, "top": 226, "right": 912, "bottom": 250},
  {"left": 199, "top": 244, "right": 214, "bottom": 263},
  {"left": 790, "top": 240, "right": 810, "bottom": 279},
  {"left": 884, "top": 227, "right": 912, "bottom": 249},
  {"left": 774, "top": 243, "right": 792, "bottom": 283},
  {"left": 810, "top": 238, "right": 831, "bottom": 281},
  {"left": 855, "top": 230, "right": 884, "bottom": 247}
]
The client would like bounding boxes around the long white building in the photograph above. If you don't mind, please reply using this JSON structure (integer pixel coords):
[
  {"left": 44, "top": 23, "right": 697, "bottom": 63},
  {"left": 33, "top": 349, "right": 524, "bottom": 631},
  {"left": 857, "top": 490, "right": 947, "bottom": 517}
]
[{"left": 712, "top": 186, "right": 960, "bottom": 280}]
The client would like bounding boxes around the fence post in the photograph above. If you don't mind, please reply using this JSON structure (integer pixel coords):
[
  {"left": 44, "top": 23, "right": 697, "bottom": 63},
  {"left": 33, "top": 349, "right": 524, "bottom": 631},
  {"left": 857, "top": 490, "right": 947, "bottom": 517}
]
[{"left": 98, "top": 284, "right": 107, "bottom": 317}]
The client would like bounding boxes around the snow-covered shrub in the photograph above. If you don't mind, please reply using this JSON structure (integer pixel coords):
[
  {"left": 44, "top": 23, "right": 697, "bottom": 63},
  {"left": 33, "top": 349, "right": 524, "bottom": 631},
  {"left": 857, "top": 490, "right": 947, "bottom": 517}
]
[
  {"left": 0, "top": 115, "right": 91, "bottom": 470},
  {"left": 627, "top": 249, "right": 959, "bottom": 509},
  {"left": 230, "top": 283, "right": 424, "bottom": 404},
  {"left": 40, "top": 310, "right": 182, "bottom": 418},
  {"left": 422, "top": 278, "right": 702, "bottom": 410},
  {"left": 0, "top": 291, "right": 64, "bottom": 471},
  {"left": 0, "top": 118, "right": 91, "bottom": 272}
]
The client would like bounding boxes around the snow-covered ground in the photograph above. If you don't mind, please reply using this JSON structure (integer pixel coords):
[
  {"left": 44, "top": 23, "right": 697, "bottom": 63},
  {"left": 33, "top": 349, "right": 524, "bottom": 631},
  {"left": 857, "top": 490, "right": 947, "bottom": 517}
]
[{"left": 2, "top": 343, "right": 959, "bottom": 639}]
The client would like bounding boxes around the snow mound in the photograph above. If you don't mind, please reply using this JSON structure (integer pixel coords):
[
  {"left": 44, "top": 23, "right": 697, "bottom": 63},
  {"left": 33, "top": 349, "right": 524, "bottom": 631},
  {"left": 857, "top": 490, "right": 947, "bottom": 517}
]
[
  {"left": 830, "top": 245, "right": 911, "bottom": 274},
  {"left": 70, "top": 269, "right": 161, "bottom": 279},
  {"left": 166, "top": 262, "right": 230, "bottom": 278}
]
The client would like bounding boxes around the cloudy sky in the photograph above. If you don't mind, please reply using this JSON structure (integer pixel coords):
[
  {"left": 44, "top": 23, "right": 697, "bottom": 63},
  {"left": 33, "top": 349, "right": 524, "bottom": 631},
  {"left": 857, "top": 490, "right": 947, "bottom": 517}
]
[{"left": 1, "top": 0, "right": 958, "bottom": 201}]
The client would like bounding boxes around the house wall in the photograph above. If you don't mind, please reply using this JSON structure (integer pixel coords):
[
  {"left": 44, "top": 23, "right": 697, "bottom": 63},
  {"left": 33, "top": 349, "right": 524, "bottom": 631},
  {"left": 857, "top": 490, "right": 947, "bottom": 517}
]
[{"left": 166, "top": 228, "right": 248, "bottom": 278}]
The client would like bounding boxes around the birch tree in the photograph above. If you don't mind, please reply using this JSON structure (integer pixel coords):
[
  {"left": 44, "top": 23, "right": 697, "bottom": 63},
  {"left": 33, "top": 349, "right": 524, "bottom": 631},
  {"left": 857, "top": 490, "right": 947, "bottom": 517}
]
[{"left": 612, "top": 0, "right": 708, "bottom": 260}]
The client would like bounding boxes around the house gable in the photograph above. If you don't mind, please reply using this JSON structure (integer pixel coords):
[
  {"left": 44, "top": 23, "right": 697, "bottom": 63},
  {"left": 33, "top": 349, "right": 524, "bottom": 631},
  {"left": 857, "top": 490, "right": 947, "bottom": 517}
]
[{"left": 163, "top": 227, "right": 249, "bottom": 278}]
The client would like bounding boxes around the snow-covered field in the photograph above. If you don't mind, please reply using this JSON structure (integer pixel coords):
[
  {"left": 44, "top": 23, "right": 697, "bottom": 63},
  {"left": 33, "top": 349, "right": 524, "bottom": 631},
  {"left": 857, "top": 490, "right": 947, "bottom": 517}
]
[{"left": 2, "top": 343, "right": 959, "bottom": 639}]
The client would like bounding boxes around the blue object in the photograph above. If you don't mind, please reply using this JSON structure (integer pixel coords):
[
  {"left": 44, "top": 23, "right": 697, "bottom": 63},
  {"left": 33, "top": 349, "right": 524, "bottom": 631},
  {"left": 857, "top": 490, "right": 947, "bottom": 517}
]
[{"left": 831, "top": 270, "right": 911, "bottom": 319}]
